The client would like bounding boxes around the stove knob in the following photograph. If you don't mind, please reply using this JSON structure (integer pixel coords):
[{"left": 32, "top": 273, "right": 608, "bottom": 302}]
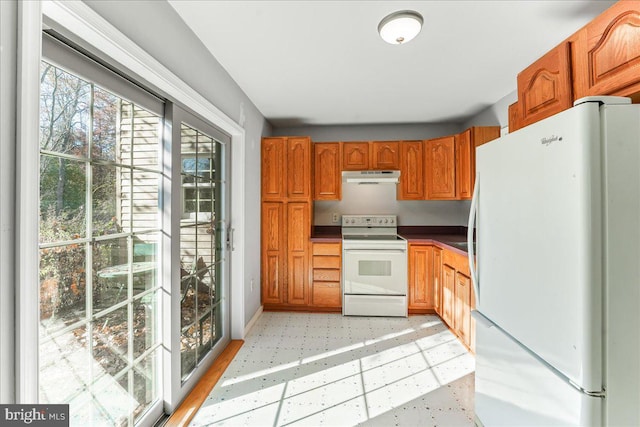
[
  {"left": 390, "top": 218, "right": 395, "bottom": 223},
  {"left": 384, "top": 219, "right": 388, "bottom": 223}
]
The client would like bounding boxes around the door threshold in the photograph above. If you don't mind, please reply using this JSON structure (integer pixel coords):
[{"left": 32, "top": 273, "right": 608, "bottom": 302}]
[{"left": 165, "top": 340, "right": 244, "bottom": 426}]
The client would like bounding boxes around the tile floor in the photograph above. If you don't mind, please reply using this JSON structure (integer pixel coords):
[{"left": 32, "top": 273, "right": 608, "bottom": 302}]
[{"left": 190, "top": 312, "right": 475, "bottom": 426}]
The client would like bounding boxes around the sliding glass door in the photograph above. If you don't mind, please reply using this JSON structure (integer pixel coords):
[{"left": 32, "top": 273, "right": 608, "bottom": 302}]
[
  {"left": 169, "top": 106, "right": 231, "bottom": 408},
  {"left": 38, "top": 34, "right": 232, "bottom": 425}
]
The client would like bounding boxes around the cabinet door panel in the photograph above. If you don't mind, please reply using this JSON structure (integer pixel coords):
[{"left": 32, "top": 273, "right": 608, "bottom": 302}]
[
  {"left": 425, "top": 136, "right": 456, "bottom": 200},
  {"left": 399, "top": 141, "right": 425, "bottom": 200},
  {"left": 342, "top": 142, "right": 369, "bottom": 170},
  {"left": 408, "top": 245, "right": 434, "bottom": 310},
  {"left": 454, "top": 272, "right": 471, "bottom": 348},
  {"left": 287, "top": 203, "right": 310, "bottom": 305},
  {"left": 574, "top": 2, "right": 640, "bottom": 99},
  {"left": 442, "top": 264, "right": 455, "bottom": 327},
  {"left": 261, "top": 202, "right": 284, "bottom": 304},
  {"left": 314, "top": 142, "right": 341, "bottom": 200},
  {"left": 287, "top": 137, "right": 311, "bottom": 199},
  {"left": 371, "top": 141, "right": 400, "bottom": 170},
  {"left": 456, "top": 131, "right": 472, "bottom": 200},
  {"left": 518, "top": 42, "right": 572, "bottom": 127},
  {"left": 261, "top": 138, "right": 286, "bottom": 199},
  {"left": 433, "top": 247, "right": 442, "bottom": 313}
]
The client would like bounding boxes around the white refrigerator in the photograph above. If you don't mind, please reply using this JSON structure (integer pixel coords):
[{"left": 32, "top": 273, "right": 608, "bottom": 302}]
[{"left": 468, "top": 96, "right": 640, "bottom": 426}]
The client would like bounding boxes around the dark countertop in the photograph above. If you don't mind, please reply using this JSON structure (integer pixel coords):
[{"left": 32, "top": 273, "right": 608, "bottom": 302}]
[{"left": 311, "top": 225, "right": 473, "bottom": 255}]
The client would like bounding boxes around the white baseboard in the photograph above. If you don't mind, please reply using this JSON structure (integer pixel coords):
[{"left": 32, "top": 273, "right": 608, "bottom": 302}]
[{"left": 243, "top": 305, "right": 263, "bottom": 337}]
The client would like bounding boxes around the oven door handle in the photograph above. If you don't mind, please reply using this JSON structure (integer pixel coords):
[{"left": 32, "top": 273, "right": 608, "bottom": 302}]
[{"left": 343, "top": 249, "right": 406, "bottom": 254}]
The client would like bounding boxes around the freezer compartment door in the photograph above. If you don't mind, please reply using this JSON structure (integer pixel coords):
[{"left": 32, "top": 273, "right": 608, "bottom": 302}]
[{"left": 475, "top": 314, "right": 602, "bottom": 426}]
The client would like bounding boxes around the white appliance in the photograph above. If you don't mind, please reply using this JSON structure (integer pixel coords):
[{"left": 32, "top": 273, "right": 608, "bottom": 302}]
[
  {"left": 468, "top": 96, "right": 640, "bottom": 426},
  {"left": 342, "top": 170, "right": 400, "bottom": 184},
  {"left": 342, "top": 215, "right": 408, "bottom": 317}
]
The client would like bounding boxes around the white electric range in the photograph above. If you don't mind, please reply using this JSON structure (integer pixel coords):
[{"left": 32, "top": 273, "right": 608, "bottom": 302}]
[{"left": 341, "top": 215, "right": 408, "bottom": 317}]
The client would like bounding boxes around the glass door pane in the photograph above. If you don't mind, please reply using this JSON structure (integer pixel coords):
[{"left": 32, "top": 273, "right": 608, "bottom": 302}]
[
  {"left": 171, "top": 106, "right": 230, "bottom": 408},
  {"left": 38, "top": 60, "right": 162, "bottom": 426}
]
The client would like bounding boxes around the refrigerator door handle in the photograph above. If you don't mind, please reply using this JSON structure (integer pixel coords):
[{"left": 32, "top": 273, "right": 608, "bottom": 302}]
[{"left": 468, "top": 173, "right": 480, "bottom": 307}]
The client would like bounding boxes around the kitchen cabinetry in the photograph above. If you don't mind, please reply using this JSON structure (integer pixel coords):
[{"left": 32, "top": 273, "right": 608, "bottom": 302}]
[
  {"left": 261, "top": 137, "right": 313, "bottom": 310},
  {"left": 398, "top": 141, "right": 425, "bottom": 200},
  {"left": 313, "top": 142, "right": 341, "bottom": 200},
  {"left": 371, "top": 141, "right": 400, "bottom": 170},
  {"left": 507, "top": 2, "right": 640, "bottom": 130},
  {"left": 456, "top": 127, "right": 500, "bottom": 200},
  {"left": 441, "top": 263, "right": 455, "bottom": 327},
  {"left": 287, "top": 203, "right": 310, "bottom": 306},
  {"left": 261, "top": 202, "right": 285, "bottom": 305},
  {"left": 408, "top": 244, "right": 435, "bottom": 313},
  {"left": 442, "top": 248, "right": 475, "bottom": 351},
  {"left": 517, "top": 42, "right": 573, "bottom": 128},
  {"left": 509, "top": 101, "right": 522, "bottom": 133},
  {"left": 342, "top": 142, "right": 370, "bottom": 170},
  {"left": 342, "top": 141, "right": 400, "bottom": 170},
  {"left": 433, "top": 246, "right": 442, "bottom": 313},
  {"left": 310, "top": 242, "right": 342, "bottom": 310},
  {"left": 424, "top": 136, "right": 456, "bottom": 200},
  {"left": 261, "top": 138, "right": 286, "bottom": 200},
  {"left": 573, "top": 1, "right": 640, "bottom": 101}
]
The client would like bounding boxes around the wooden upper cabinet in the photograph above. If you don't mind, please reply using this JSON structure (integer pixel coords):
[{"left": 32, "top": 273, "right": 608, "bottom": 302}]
[
  {"left": 371, "top": 141, "right": 400, "bottom": 170},
  {"left": 342, "top": 142, "right": 370, "bottom": 170},
  {"left": 287, "top": 137, "right": 311, "bottom": 199},
  {"left": 508, "top": 101, "right": 522, "bottom": 133},
  {"left": 455, "top": 130, "right": 472, "bottom": 200},
  {"left": 573, "top": 1, "right": 640, "bottom": 100},
  {"left": 398, "top": 141, "right": 424, "bottom": 200},
  {"left": 457, "top": 127, "right": 500, "bottom": 200},
  {"left": 261, "top": 137, "right": 286, "bottom": 199},
  {"left": 425, "top": 136, "right": 456, "bottom": 200},
  {"left": 313, "top": 142, "right": 341, "bottom": 200},
  {"left": 517, "top": 41, "right": 573, "bottom": 127}
]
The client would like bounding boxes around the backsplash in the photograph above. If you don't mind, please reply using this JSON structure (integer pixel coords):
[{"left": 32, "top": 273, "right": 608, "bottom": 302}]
[{"left": 314, "top": 182, "right": 471, "bottom": 226}]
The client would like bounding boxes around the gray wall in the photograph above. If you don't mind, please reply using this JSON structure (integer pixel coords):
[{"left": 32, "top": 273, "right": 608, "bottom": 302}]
[
  {"left": 462, "top": 90, "right": 517, "bottom": 133},
  {"left": 84, "top": 0, "right": 268, "bottom": 328}
]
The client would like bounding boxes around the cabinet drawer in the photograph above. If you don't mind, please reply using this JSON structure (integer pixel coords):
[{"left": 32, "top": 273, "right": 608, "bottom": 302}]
[
  {"left": 313, "top": 269, "right": 341, "bottom": 282},
  {"left": 313, "top": 256, "right": 341, "bottom": 269},
  {"left": 312, "top": 243, "right": 341, "bottom": 256},
  {"left": 312, "top": 281, "right": 341, "bottom": 307}
]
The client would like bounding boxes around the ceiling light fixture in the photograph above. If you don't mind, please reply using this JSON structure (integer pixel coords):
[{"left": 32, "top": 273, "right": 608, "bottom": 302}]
[{"left": 378, "top": 10, "right": 423, "bottom": 45}]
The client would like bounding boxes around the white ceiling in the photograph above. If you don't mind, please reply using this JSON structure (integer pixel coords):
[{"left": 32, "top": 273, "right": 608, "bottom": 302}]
[{"left": 168, "top": 0, "right": 616, "bottom": 127}]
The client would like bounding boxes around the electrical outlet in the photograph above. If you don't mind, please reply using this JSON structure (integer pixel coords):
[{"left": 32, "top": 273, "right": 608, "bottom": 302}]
[{"left": 332, "top": 213, "right": 340, "bottom": 223}]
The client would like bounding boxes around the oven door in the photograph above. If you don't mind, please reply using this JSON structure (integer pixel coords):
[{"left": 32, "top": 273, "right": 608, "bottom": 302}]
[{"left": 343, "top": 249, "right": 407, "bottom": 295}]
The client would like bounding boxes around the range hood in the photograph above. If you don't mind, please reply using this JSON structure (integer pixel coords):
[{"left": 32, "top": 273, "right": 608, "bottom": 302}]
[{"left": 342, "top": 170, "right": 400, "bottom": 184}]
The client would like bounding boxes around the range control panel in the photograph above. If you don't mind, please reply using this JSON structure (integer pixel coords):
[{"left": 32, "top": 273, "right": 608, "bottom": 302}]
[{"left": 341, "top": 215, "right": 397, "bottom": 227}]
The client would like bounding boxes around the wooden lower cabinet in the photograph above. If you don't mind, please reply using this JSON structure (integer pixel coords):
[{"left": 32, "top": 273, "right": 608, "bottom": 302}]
[
  {"left": 433, "top": 247, "right": 442, "bottom": 313},
  {"left": 287, "top": 203, "right": 310, "bottom": 305},
  {"left": 310, "top": 242, "right": 342, "bottom": 310},
  {"left": 408, "top": 244, "right": 435, "bottom": 313},
  {"left": 454, "top": 271, "right": 471, "bottom": 347},
  {"left": 441, "top": 248, "right": 474, "bottom": 351},
  {"left": 261, "top": 202, "right": 285, "bottom": 305},
  {"left": 441, "top": 264, "right": 455, "bottom": 327},
  {"left": 261, "top": 201, "right": 311, "bottom": 309}
]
